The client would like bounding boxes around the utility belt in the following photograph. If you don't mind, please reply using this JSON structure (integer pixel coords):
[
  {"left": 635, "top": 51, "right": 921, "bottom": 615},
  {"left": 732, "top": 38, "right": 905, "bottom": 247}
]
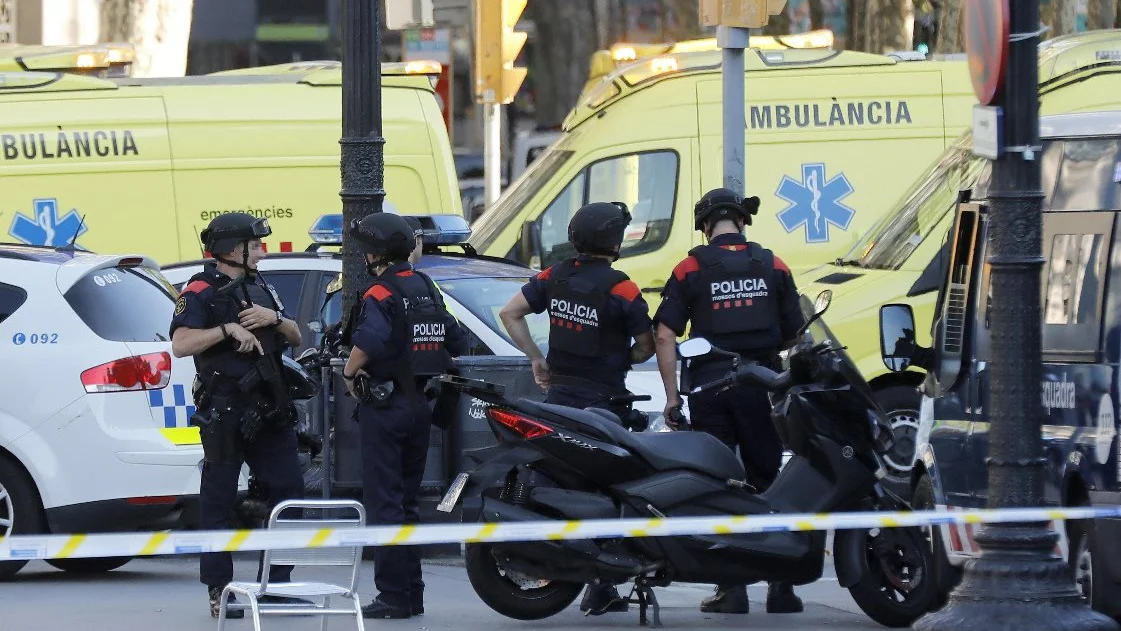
[
  {"left": 192, "top": 369, "right": 295, "bottom": 462},
  {"left": 350, "top": 372, "right": 458, "bottom": 430}
]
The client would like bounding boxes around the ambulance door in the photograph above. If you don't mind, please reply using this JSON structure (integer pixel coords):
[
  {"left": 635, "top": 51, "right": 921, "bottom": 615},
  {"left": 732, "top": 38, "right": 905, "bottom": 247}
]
[
  {"left": 527, "top": 140, "right": 693, "bottom": 295},
  {"left": 0, "top": 94, "right": 177, "bottom": 261}
]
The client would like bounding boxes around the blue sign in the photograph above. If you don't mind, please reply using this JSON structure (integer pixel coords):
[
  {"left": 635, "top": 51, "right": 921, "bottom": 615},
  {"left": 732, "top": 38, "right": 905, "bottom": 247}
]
[
  {"left": 775, "top": 164, "right": 855, "bottom": 243},
  {"left": 9, "top": 198, "right": 88, "bottom": 247}
]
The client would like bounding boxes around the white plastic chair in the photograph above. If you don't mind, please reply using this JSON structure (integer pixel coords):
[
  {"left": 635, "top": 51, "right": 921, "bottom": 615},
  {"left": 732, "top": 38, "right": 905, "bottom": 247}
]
[{"left": 217, "top": 499, "right": 367, "bottom": 631}]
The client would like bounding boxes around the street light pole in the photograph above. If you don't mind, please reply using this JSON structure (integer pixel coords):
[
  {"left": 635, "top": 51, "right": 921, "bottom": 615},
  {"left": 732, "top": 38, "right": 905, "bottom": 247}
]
[
  {"left": 719, "top": 24, "right": 749, "bottom": 197},
  {"left": 340, "top": 0, "right": 386, "bottom": 323},
  {"left": 915, "top": 1, "right": 1117, "bottom": 628}
]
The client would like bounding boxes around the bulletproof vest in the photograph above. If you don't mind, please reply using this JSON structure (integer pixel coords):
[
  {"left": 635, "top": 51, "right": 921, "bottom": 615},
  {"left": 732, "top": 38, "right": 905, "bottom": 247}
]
[
  {"left": 545, "top": 259, "right": 630, "bottom": 362},
  {"left": 192, "top": 270, "right": 286, "bottom": 381},
  {"left": 376, "top": 271, "right": 452, "bottom": 378},
  {"left": 688, "top": 243, "right": 781, "bottom": 353}
]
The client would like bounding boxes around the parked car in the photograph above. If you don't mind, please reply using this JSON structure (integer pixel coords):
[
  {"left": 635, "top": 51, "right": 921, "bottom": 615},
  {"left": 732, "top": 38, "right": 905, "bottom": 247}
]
[{"left": 0, "top": 244, "right": 237, "bottom": 579}]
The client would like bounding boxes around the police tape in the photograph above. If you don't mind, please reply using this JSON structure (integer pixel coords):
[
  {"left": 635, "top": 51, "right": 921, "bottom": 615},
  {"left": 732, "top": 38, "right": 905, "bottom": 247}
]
[{"left": 3, "top": 505, "right": 1121, "bottom": 562}]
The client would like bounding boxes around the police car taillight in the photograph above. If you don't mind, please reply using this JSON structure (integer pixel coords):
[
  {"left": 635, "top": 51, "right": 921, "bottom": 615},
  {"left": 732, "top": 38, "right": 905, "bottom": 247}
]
[{"left": 81, "top": 352, "right": 172, "bottom": 394}]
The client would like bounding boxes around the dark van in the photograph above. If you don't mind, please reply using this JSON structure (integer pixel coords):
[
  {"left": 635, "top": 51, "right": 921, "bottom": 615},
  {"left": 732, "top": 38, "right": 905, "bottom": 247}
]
[{"left": 878, "top": 109, "right": 1121, "bottom": 619}]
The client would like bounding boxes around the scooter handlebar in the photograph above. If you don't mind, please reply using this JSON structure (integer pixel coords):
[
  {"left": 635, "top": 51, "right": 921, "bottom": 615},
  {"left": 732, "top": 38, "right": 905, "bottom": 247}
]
[{"left": 688, "top": 362, "right": 792, "bottom": 396}]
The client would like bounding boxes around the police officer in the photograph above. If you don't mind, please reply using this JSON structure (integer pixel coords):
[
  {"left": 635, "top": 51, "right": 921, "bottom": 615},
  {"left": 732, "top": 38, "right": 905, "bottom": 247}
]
[
  {"left": 170, "top": 212, "right": 308, "bottom": 618},
  {"left": 498, "top": 201, "right": 655, "bottom": 615},
  {"left": 652, "top": 188, "right": 806, "bottom": 615},
  {"left": 342, "top": 212, "right": 467, "bottom": 619}
]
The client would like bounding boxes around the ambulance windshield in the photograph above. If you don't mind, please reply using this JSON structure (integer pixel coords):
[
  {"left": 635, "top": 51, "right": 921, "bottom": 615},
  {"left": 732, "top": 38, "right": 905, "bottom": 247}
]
[{"left": 841, "top": 131, "right": 988, "bottom": 270}]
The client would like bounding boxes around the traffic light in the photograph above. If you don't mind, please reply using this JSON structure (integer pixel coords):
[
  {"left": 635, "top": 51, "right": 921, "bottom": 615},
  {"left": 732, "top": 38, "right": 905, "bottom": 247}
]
[
  {"left": 473, "top": 0, "right": 528, "bottom": 105},
  {"left": 699, "top": 0, "right": 789, "bottom": 28}
]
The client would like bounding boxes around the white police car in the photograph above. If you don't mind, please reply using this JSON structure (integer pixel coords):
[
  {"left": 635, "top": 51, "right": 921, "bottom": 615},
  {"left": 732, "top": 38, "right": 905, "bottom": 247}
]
[
  {"left": 161, "top": 215, "right": 669, "bottom": 420},
  {"left": 0, "top": 244, "right": 237, "bottom": 579}
]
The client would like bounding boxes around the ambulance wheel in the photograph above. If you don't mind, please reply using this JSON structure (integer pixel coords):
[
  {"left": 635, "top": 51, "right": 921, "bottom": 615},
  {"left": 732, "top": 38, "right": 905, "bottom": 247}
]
[
  {"left": 1070, "top": 507, "right": 1109, "bottom": 614},
  {"left": 875, "top": 386, "right": 922, "bottom": 485},
  {"left": 46, "top": 557, "right": 133, "bottom": 574},
  {"left": 912, "top": 474, "right": 961, "bottom": 608},
  {"left": 0, "top": 456, "right": 45, "bottom": 580}
]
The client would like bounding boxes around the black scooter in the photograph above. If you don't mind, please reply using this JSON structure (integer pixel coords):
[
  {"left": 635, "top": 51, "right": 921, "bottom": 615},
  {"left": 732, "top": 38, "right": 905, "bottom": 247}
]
[{"left": 437, "top": 291, "right": 937, "bottom": 628}]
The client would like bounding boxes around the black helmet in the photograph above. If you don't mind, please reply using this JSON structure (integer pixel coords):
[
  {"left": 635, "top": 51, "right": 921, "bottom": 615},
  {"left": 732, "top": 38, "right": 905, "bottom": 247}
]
[
  {"left": 348, "top": 212, "right": 414, "bottom": 261},
  {"left": 200, "top": 212, "right": 272, "bottom": 255},
  {"left": 693, "top": 188, "right": 760, "bottom": 231},
  {"left": 568, "top": 202, "right": 632, "bottom": 257},
  {"left": 402, "top": 216, "right": 424, "bottom": 239}
]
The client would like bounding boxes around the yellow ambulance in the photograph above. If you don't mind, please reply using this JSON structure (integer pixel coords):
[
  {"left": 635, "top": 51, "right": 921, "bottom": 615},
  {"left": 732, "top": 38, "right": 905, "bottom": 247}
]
[
  {"left": 0, "top": 61, "right": 460, "bottom": 264},
  {"left": 793, "top": 29, "right": 1121, "bottom": 485},
  {"left": 470, "top": 47, "right": 976, "bottom": 296}
]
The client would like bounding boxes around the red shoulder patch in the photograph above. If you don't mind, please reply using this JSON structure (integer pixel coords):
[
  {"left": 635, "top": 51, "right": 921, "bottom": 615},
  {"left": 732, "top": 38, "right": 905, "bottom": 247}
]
[
  {"left": 773, "top": 255, "right": 790, "bottom": 274},
  {"left": 535, "top": 266, "right": 554, "bottom": 281},
  {"left": 181, "top": 280, "right": 211, "bottom": 295},
  {"left": 396, "top": 270, "right": 414, "bottom": 277},
  {"left": 363, "top": 284, "right": 393, "bottom": 302},
  {"left": 610, "top": 280, "right": 641, "bottom": 302},
  {"left": 672, "top": 256, "right": 700, "bottom": 281}
]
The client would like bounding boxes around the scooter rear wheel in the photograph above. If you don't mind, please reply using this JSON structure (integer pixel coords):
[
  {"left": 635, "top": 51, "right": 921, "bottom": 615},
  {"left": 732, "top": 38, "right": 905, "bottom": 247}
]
[
  {"left": 465, "top": 543, "right": 584, "bottom": 620},
  {"left": 845, "top": 526, "right": 938, "bottom": 627}
]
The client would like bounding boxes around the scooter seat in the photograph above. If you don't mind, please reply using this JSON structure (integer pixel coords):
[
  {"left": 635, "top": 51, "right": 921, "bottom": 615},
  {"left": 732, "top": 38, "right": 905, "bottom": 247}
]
[
  {"left": 515, "top": 399, "right": 746, "bottom": 481},
  {"left": 625, "top": 432, "right": 746, "bottom": 482}
]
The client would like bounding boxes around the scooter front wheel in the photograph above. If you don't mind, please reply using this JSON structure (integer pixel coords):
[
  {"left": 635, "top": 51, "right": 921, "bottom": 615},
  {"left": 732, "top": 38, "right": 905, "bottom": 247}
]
[
  {"left": 465, "top": 543, "right": 584, "bottom": 620},
  {"left": 844, "top": 526, "right": 938, "bottom": 628}
]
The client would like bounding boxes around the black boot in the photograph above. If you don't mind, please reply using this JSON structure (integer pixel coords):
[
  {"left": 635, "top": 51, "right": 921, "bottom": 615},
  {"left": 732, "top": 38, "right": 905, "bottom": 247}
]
[
  {"left": 700, "top": 584, "right": 749, "bottom": 614},
  {"left": 765, "top": 581, "right": 804, "bottom": 614},
  {"left": 208, "top": 586, "right": 245, "bottom": 619},
  {"left": 362, "top": 595, "right": 411, "bottom": 619},
  {"left": 579, "top": 583, "right": 628, "bottom": 614}
]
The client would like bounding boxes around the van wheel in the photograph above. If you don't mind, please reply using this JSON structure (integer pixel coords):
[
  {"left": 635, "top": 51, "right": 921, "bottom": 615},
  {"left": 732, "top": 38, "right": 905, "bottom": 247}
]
[
  {"left": 46, "top": 557, "right": 133, "bottom": 574},
  {"left": 912, "top": 474, "right": 961, "bottom": 608},
  {"left": 1069, "top": 509, "right": 1109, "bottom": 614},
  {"left": 874, "top": 386, "right": 921, "bottom": 484},
  {"left": 0, "top": 457, "right": 46, "bottom": 581}
]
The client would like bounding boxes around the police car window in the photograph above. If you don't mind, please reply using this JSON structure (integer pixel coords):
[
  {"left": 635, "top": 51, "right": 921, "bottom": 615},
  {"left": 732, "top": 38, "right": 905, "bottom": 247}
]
[
  {"left": 0, "top": 282, "right": 28, "bottom": 325},
  {"left": 845, "top": 133, "right": 985, "bottom": 270},
  {"left": 587, "top": 151, "right": 678, "bottom": 259},
  {"left": 1044, "top": 234, "right": 1105, "bottom": 325},
  {"left": 64, "top": 265, "right": 177, "bottom": 342},
  {"left": 259, "top": 272, "right": 305, "bottom": 317},
  {"left": 1050, "top": 137, "right": 1121, "bottom": 212},
  {"left": 437, "top": 277, "right": 551, "bottom": 352}
]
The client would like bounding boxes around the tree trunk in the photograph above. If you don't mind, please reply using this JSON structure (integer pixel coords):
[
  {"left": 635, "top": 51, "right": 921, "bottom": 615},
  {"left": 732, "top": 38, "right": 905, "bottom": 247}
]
[
  {"left": 1087, "top": 0, "right": 1118, "bottom": 28},
  {"left": 99, "top": 0, "right": 195, "bottom": 77},
  {"left": 867, "top": 0, "right": 912, "bottom": 53},
  {"left": 762, "top": 3, "right": 792, "bottom": 35},
  {"left": 529, "top": 0, "right": 600, "bottom": 128},
  {"left": 847, "top": 0, "right": 868, "bottom": 51},
  {"left": 934, "top": 0, "right": 963, "bottom": 53},
  {"left": 1051, "top": 0, "right": 1079, "bottom": 36}
]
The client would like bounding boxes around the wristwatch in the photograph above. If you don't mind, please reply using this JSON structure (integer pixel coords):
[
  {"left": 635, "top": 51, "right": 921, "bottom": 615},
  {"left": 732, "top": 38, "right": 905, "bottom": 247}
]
[{"left": 274, "top": 310, "right": 282, "bottom": 324}]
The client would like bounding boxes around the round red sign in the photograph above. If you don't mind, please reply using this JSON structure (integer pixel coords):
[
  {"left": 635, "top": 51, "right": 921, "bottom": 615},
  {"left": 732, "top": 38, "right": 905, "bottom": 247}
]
[{"left": 964, "top": 0, "right": 1010, "bottom": 104}]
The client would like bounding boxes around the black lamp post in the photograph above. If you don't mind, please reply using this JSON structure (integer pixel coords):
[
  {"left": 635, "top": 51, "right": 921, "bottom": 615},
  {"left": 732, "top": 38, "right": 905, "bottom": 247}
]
[
  {"left": 915, "top": 2, "right": 1118, "bottom": 629},
  {"left": 340, "top": 0, "right": 385, "bottom": 321}
]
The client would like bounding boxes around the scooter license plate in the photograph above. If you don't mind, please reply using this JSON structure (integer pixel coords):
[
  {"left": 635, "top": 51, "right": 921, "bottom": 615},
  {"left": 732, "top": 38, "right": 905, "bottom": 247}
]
[{"left": 437, "top": 472, "right": 470, "bottom": 513}]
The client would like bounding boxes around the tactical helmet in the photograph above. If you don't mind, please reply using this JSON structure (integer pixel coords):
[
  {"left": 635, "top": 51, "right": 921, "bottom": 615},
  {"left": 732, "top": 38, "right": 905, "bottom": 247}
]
[
  {"left": 567, "top": 202, "right": 632, "bottom": 257},
  {"left": 200, "top": 212, "right": 272, "bottom": 255},
  {"left": 349, "top": 212, "right": 415, "bottom": 261},
  {"left": 402, "top": 216, "right": 424, "bottom": 240},
  {"left": 693, "top": 188, "right": 760, "bottom": 231}
]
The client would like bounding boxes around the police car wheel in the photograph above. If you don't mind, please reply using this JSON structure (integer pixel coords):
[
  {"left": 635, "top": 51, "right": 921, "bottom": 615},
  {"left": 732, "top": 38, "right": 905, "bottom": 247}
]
[
  {"left": 874, "top": 386, "right": 921, "bottom": 482},
  {"left": 465, "top": 543, "right": 583, "bottom": 620},
  {"left": 46, "top": 556, "right": 133, "bottom": 574},
  {"left": 1069, "top": 512, "right": 1108, "bottom": 613},
  {"left": 0, "top": 456, "right": 46, "bottom": 580}
]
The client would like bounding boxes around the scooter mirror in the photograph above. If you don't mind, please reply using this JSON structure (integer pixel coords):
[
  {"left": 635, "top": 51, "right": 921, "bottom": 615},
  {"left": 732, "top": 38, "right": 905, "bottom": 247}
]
[
  {"left": 813, "top": 289, "right": 832, "bottom": 316},
  {"left": 678, "top": 338, "right": 713, "bottom": 359}
]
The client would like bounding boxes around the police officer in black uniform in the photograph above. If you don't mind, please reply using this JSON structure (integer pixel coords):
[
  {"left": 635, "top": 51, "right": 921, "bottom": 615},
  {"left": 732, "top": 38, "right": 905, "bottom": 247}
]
[
  {"left": 498, "top": 201, "right": 656, "bottom": 615},
  {"left": 652, "top": 188, "right": 806, "bottom": 616},
  {"left": 342, "top": 212, "right": 467, "bottom": 619},
  {"left": 170, "top": 212, "right": 309, "bottom": 618}
]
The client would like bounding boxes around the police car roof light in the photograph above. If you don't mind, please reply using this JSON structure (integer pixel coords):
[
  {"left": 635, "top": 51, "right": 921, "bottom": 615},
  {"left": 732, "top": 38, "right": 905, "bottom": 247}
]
[{"left": 307, "top": 213, "right": 472, "bottom": 246}]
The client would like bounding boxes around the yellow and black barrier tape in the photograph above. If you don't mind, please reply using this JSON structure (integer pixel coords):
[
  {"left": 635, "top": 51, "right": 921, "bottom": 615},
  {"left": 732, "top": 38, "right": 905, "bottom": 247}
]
[{"left": 2, "top": 505, "right": 1120, "bottom": 561}]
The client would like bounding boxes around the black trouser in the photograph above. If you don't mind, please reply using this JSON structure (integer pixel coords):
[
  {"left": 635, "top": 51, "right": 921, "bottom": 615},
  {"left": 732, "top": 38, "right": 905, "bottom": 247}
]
[
  {"left": 357, "top": 385, "right": 432, "bottom": 608},
  {"left": 198, "top": 420, "right": 304, "bottom": 588},
  {"left": 545, "top": 383, "right": 630, "bottom": 421},
  {"left": 688, "top": 383, "right": 783, "bottom": 491}
]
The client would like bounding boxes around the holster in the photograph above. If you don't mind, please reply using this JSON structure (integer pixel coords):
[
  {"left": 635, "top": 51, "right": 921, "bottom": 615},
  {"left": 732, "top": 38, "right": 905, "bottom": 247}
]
[
  {"left": 354, "top": 374, "right": 395, "bottom": 409},
  {"left": 191, "top": 399, "right": 243, "bottom": 464}
]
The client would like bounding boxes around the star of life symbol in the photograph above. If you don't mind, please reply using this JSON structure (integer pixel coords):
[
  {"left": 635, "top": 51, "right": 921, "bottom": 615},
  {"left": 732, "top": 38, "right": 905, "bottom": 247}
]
[
  {"left": 775, "top": 163, "right": 855, "bottom": 243},
  {"left": 9, "top": 198, "right": 87, "bottom": 247}
]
